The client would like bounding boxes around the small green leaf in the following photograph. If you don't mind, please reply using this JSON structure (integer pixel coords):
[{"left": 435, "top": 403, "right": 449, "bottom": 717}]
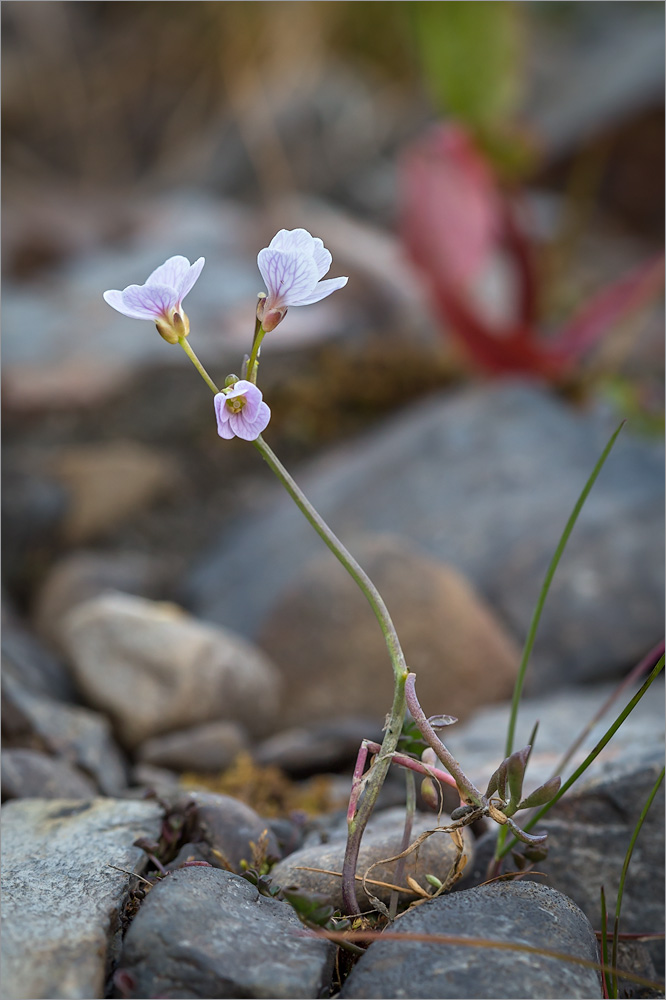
[
  {"left": 507, "top": 746, "right": 531, "bottom": 807},
  {"left": 517, "top": 776, "right": 562, "bottom": 811}
]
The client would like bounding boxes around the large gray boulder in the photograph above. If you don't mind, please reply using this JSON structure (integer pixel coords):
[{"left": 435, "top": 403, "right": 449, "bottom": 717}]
[{"left": 186, "top": 384, "right": 664, "bottom": 694}]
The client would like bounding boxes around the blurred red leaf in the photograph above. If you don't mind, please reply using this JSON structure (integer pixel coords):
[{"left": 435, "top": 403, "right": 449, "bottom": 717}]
[{"left": 401, "top": 122, "right": 664, "bottom": 381}]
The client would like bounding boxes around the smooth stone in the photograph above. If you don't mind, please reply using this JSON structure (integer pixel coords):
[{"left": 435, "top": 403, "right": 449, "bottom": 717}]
[
  {"left": 254, "top": 716, "right": 384, "bottom": 777},
  {"left": 186, "top": 384, "right": 664, "bottom": 692},
  {"left": 340, "top": 882, "right": 602, "bottom": 999},
  {"left": 468, "top": 755, "right": 665, "bottom": 975},
  {"left": 60, "top": 592, "right": 281, "bottom": 748},
  {"left": 1, "top": 748, "right": 98, "bottom": 800},
  {"left": 2, "top": 602, "right": 77, "bottom": 702},
  {"left": 130, "top": 763, "right": 181, "bottom": 798},
  {"left": 2, "top": 671, "right": 128, "bottom": 796},
  {"left": 270, "top": 806, "right": 474, "bottom": 912},
  {"left": 53, "top": 442, "right": 181, "bottom": 543},
  {"left": 136, "top": 720, "right": 249, "bottom": 773},
  {"left": 1, "top": 797, "right": 163, "bottom": 1000},
  {"left": 170, "top": 790, "right": 281, "bottom": 872},
  {"left": 259, "top": 535, "right": 520, "bottom": 726},
  {"left": 116, "top": 866, "right": 336, "bottom": 999},
  {"left": 33, "top": 550, "right": 172, "bottom": 656}
]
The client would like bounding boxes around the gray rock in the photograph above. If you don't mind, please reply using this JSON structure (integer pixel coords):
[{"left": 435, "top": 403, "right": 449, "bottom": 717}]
[
  {"left": 476, "top": 756, "right": 665, "bottom": 976},
  {"left": 172, "top": 791, "right": 281, "bottom": 871},
  {"left": 33, "top": 550, "right": 172, "bottom": 656},
  {"left": 1, "top": 748, "right": 98, "bottom": 800},
  {"left": 130, "top": 763, "right": 181, "bottom": 798},
  {"left": 2, "top": 671, "right": 128, "bottom": 796},
  {"left": 340, "top": 882, "right": 602, "bottom": 999},
  {"left": 186, "top": 384, "right": 664, "bottom": 692},
  {"left": 1, "top": 797, "right": 163, "bottom": 1000},
  {"left": 117, "top": 866, "right": 336, "bottom": 999},
  {"left": 2, "top": 602, "right": 77, "bottom": 702},
  {"left": 254, "top": 716, "right": 384, "bottom": 776},
  {"left": 271, "top": 806, "right": 474, "bottom": 912},
  {"left": 136, "top": 720, "right": 248, "bottom": 773},
  {"left": 259, "top": 535, "right": 520, "bottom": 727},
  {"left": 60, "top": 592, "right": 281, "bottom": 748}
]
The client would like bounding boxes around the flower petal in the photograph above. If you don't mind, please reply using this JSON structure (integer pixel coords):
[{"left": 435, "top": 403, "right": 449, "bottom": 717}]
[
  {"left": 214, "top": 393, "right": 235, "bottom": 438},
  {"left": 145, "top": 256, "right": 192, "bottom": 291},
  {"left": 268, "top": 229, "right": 316, "bottom": 255},
  {"left": 312, "top": 238, "right": 332, "bottom": 279},
  {"left": 103, "top": 289, "right": 140, "bottom": 319},
  {"left": 287, "top": 275, "right": 349, "bottom": 307},
  {"left": 233, "top": 400, "right": 271, "bottom": 440},
  {"left": 178, "top": 257, "right": 206, "bottom": 300},
  {"left": 257, "top": 248, "right": 319, "bottom": 308},
  {"left": 120, "top": 283, "right": 178, "bottom": 320}
]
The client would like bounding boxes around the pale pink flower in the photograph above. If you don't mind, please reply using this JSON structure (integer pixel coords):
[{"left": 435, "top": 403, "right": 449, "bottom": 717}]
[
  {"left": 103, "top": 255, "right": 205, "bottom": 343},
  {"left": 257, "top": 229, "right": 348, "bottom": 332},
  {"left": 214, "top": 381, "right": 271, "bottom": 441}
]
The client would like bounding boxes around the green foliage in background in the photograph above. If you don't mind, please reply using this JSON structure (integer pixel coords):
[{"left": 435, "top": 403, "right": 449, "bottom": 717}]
[
  {"left": 409, "top": 1, "right": 524, "bottom": 128},
  {"left": 407, "top": 1, "right": 534, "bottom": 176}
]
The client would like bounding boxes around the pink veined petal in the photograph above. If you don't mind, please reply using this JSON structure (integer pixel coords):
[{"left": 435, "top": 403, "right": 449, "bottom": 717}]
[
  {"left": 177, "top": 257, "right": 206, "bottom": 301},
  {"left": 213, "top": 393, "right": 235, "bottom": 439},
  {"left": 312, "top": 238, "right": 332, "bottom": 279},
  {"left": 288, "top": 275, "right": 348, "bottom": 307},
  {"left": 145, "top": 256, "right": 192, "bottom": 291},
  {"left": 103, "top": 289, "right": 145, "bottom": 319},
  {"left": 257, "top": 249, "right": 319, "bottom": 308},
  {"left": 268, "top": 229, "right": 316, "bottom": 255},
  {"left": 233, "top": 400, "right": 271, "bottom": 440},
  {"left": 121, "top": 283, "right": 178, "bottom": 320}
]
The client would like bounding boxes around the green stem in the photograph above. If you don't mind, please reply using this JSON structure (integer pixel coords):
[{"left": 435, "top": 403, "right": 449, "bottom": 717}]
[
  {"left": 178, "top": 337, "right": 221, "bottom": 394},
  {"left": 246, "top": 324, "right": 266, "bottom": 384},
  {"left": 177, "top": 335, "right": 410, "bottom": 916},
  {"left": 253, "top": 436, "right": 407, "bottom": 687},
  {"left": 253, "top": 435, "right": 409, "bottom": 916}
]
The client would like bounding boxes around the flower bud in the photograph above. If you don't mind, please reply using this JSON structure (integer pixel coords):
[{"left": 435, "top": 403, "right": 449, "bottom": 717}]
[
  {"left": 420, "top": 776, "right": 440, "bottom": 811},
  {"left": 421, "top": 747, "right": 438, "bottom": 768},
  {"left": 225, "top": 374, "right": 240, "bottom": 388}
]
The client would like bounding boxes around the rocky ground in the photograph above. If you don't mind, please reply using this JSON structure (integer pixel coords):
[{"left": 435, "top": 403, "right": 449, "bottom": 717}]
[{"left": 2, "top": 114, "right": 665, "bottom": 1000}]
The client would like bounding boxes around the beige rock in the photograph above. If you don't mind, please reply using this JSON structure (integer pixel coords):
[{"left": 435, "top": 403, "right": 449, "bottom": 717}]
[
  {"left": 259, "top": 534, "right": 520, "bottom": 727},
  {"left": 53, "top": 441, "right": 180, "bottom": 542},
  {"left": 32, "top": 549, "right": 170, "bottom": 655},
  {"left": 271, "top": 806, "right": 474, "bottom": 911},
  {"left": 61, "top": 592, "right": 281, "bottom": 749}
]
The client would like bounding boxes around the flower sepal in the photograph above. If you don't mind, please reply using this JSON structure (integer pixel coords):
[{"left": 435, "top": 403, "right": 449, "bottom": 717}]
[{"left": 155, "top": 309, "right": 190, "bottom": 345}]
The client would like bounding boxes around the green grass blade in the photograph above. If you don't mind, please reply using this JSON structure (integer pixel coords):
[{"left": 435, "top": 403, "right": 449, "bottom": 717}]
[
  {"left": 497, "top": 655, "right": 664, "bottom": 858},
  {"left": 504, "top": 419, "right": 626, "bottom": 759},
  {"left": 611, "top": 766, "right": 665, "bottom": 997},
  {"left": 600, "top": 887, "right": 611, "bottom": 998}
]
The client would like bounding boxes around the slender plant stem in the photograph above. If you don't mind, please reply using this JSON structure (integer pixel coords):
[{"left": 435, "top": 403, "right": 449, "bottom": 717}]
[
  {"left": 390, "top": 769, "right": 416, "bottom": 919},
  {"left": 404, "top": 673, "right": 484, "bottom": 807},
  {"left": 246, "top": 324, "right": 266, "bottom": 384},
  {"left": 250, "top": 442, "right": 409, "bottom": 916},
  {"left": 253, "top": 436, "right": 407, "bottom": 687},
  {"left": 178, "top": 337, "right": 221, "bottom": 394}
]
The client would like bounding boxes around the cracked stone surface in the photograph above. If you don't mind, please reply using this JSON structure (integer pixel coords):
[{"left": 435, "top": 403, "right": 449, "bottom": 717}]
[{"left": 1, "top": 797, "right": 162, "bottom": 1000}]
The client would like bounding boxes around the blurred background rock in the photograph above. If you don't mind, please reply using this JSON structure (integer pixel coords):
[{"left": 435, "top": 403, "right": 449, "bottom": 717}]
[{"left": 2, "top": 1, "right": 664, "bottom": 801}]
